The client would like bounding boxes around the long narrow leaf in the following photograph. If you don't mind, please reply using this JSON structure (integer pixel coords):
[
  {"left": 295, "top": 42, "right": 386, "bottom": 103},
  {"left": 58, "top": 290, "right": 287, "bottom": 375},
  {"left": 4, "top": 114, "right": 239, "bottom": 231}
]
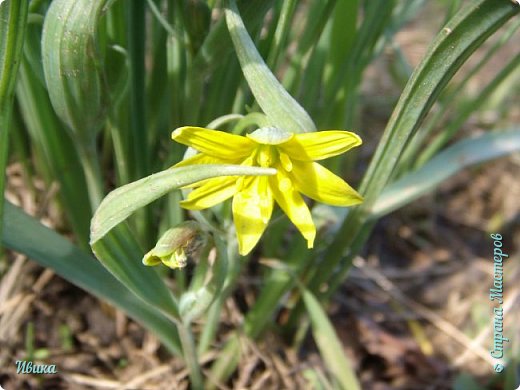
[
  {"left": 92, "top": 225, "right": 181, "bottom": 320},
  {"left": 41, "top": 0, "right": 109, "bottom": 142},
  {"left": 224, "top": 0, "right": 316, "bottom": 133},
  {"left": 371, "top": 129, "right": 520, "bottom": 219},
  {"left": 90, "top": 164, "right": 276, "bottom": 244},
  {"left": 2, "top": 201, "right": 182, "bottom": 355}
]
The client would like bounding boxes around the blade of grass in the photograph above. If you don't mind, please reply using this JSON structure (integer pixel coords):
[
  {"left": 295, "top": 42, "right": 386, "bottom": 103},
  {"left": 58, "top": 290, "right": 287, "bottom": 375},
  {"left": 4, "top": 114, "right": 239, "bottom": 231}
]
[
  {"left": 146, "top": 10, "right": 169, "bottom": 157},
  {"left": 266, "top": 0, "right": 297, "bottom": 70},
  {"left": 244, "top": 235, "right": 311, "bottom": 339},
  {"left": 8, "top": 109, "right": 36, "bottom": 197},
  {"left": 324, "top": 0, "right": 358, "bottom": 89},
  {"left": 201, "top": 56, "right": 242, "bottom": 125},
  {"left": 126, "top": 0, "right": 148, "bottom": 179},
  {"left": 0, "top": 0, "right": 28, "bottom": 249},
  {"left": 303, "top": 369, "right": 334, "bottom": 390},
  {"left": 206, "top": 333, "right": 241, "bottom": 390}
]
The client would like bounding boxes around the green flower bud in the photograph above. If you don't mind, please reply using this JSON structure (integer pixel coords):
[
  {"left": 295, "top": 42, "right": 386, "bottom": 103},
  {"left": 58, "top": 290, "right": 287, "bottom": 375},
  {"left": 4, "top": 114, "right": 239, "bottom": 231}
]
[{"left": 143, "top": 222, "right": 208, "bottom": 269}]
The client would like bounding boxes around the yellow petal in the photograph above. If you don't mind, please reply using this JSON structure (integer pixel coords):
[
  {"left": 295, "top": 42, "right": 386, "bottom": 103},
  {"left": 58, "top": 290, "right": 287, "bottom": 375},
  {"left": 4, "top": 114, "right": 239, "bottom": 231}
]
[
  {"left": 269, "top": 169, "right": 316, "bottom": 248},
  {"left": 173, "top": 153, "right": 235, "bottom": 168},
  {"left": 291, "top": 161, "right": 363, "bottom": 206},
  {"left": 180, "top": 177, "right": 237, "bottom": 210},
  {"left": 233, "top": 176, "right": 274, "bottom": 255},
  {"left": 142, "top": 250, "right": 161, "bottom": 266},
  {"left": 172, "top": 126, "right": 255, "bottom": 160},
  {"left": 279, "top": 130, "right": 362, "bottom": 161}
]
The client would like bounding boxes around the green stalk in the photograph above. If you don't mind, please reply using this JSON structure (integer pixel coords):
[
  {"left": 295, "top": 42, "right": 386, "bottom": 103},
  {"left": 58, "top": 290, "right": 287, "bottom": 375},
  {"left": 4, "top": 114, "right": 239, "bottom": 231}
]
[
  {"left": 126, "top": 1, "right": 148, "bottom": 179},
  {"left": 126, "top": 1, "right": 153, "bottom": 246},
  {"left": 166, "top": 0, "right": 186, "bottom": 127},
  {"left": 198, "top": 231, "right": 241, "bottom": 354},
  {"left": 76, "top": 142, "right": 105, "bottom": 209},
  {"left": 266, "top": 0, "right": 297, "bottom": 70},
  {"left": 0, "top": 0, "right": 28, "bottom": 246},
  {"left": 177, "top": 322, "right": 203, "bottom": 389},
  {"left": 197, "top": 294, "right": 223, "bottom": 355}
]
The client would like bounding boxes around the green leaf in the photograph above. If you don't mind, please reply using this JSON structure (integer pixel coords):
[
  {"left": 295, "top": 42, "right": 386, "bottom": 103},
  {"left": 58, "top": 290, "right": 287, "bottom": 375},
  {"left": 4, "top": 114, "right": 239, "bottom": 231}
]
[
  {"left": 41, "top": 0, "right": 109, "bottom": 142},
  {"left": 372, "top": 129, "right": 520, "bottom": 219},
  {"left": 91, "top": 226, "right": 181, "bottom": 320},
  {"left": 224, "top": 0, "right": 316, "bottom": 133},
  {"left": 302, "top": 287, "right": 361, "bottom": 390},
  {"left": 2, "top": 201, "right": 181, "bottom": 355},
  {"left": 90, "top": 164, "right": 276, "bottom": 244}
]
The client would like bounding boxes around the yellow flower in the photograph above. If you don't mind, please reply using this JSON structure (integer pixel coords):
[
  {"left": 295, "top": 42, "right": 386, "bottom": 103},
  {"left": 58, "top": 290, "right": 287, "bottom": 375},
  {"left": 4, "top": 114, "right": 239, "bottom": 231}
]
[{"left": 172, "top": 126, "right": 363, "bottom": 255}]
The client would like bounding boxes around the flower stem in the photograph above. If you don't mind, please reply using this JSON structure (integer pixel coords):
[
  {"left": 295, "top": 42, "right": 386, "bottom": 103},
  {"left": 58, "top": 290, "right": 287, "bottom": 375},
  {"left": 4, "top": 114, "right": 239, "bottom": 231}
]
[
  {"left": 76, "top": 141, "right": 105, "bottom": 210},
  {"left": 177, "top": 321, "right": 203, "bottom": 390}
]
